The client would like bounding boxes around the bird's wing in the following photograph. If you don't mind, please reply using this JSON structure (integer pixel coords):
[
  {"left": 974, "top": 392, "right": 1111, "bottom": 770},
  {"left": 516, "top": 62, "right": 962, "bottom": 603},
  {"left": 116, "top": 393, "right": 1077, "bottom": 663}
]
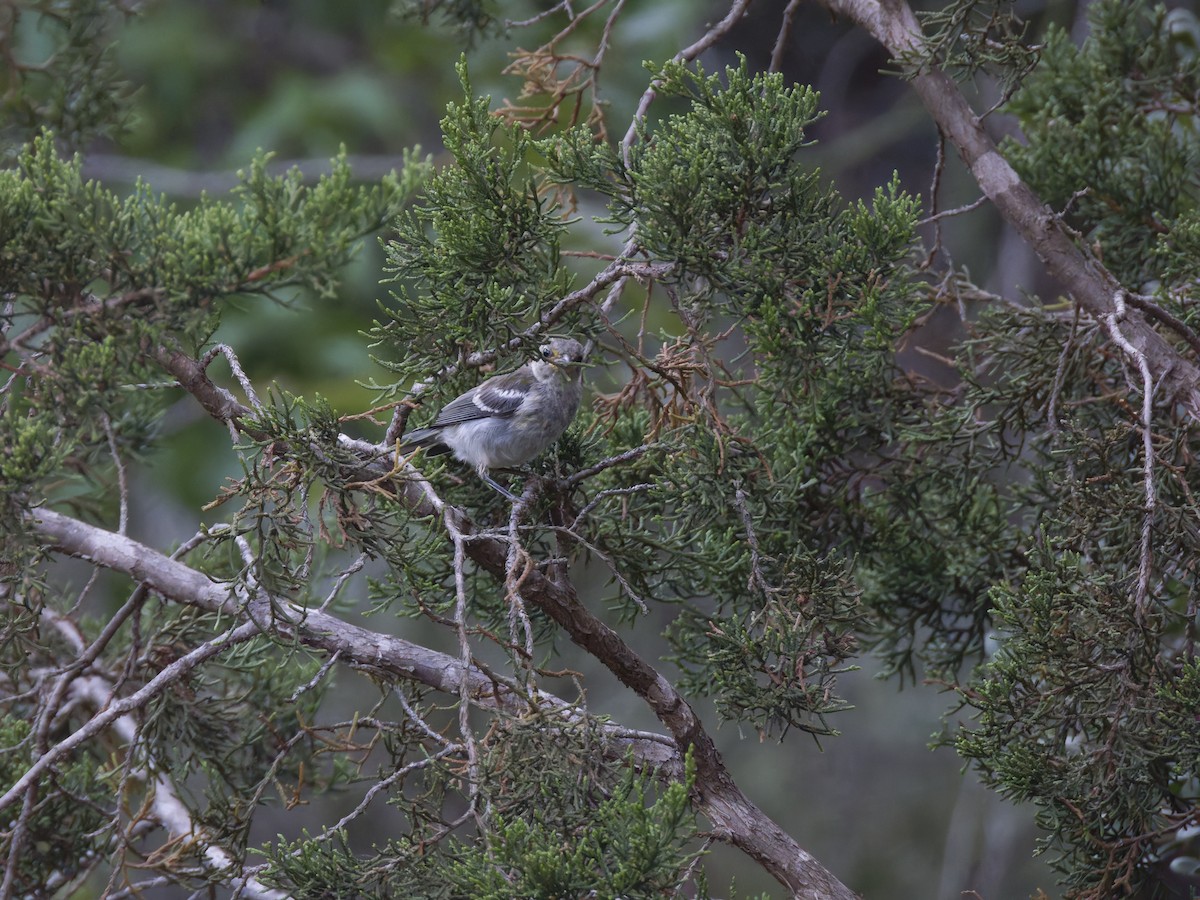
[{"left": 426, "top": 366, "right": 533, "bottom": 428}]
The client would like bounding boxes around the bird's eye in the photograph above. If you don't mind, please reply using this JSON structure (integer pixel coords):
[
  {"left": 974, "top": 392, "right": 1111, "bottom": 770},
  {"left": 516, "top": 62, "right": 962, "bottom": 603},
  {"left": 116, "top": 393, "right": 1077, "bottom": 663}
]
[{"left": 540, "top": 346, "right": 552, "bottom": 359}]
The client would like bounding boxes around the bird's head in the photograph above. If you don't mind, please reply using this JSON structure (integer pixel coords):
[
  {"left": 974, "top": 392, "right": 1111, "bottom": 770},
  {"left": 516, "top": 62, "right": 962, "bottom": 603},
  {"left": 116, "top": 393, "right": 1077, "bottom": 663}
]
[{"left": 533, "top": 337, "right": 588, "bottom": 381}]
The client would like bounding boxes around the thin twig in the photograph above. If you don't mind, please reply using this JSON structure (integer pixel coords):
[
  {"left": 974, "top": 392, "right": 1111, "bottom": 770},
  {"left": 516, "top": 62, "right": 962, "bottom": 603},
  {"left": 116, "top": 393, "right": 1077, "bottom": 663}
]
[
  {"left": 307, "top": 746, "right": 459, "bottom": 844},
  {"left": 102, "top": 413, "right": 130, "bottom": 535},
  {"left": 505, "top": 485, "right": 538, "bottom": 668},
  {"left": 1123, "top": 291, "right": 1200, "bottom": 361},
  {"left": 770, "top": 0, "right": 803, "bottom": 73},
  {"left": 621, "top": 0, "right": 754, "bottom": 165},
  {"left": 287, "top": 650, "right": 341, "bottom": 702},
  {"left": 0, "top": 620, "right": 265, "bottom": 814},
  {"left": 732, "top": 484, "right": 776, "bottom": 597},
  {"left": 1045, "top": 306, "right": 1084, "bottom": 483},
  {"left": 594, "top": 0, "right": 627, "bottom": 69},
  {"left": 563, "top": 443, "right": 661, "bottom": 487},
  {"left": 919, "top": 193, "right": 988, "bottom": 227},
  {"left": 395, "top": 689, "right": 456, "bottom": 749},
  {"left": 506, "top": 1, "right": 571, "bottom": 28},
  {"left": 530, "top": 522, "right": 650, "bottom": 613},
  {"left": 445, "top": 510, "right": 484, "bottom": 828},
  {"left": 568, "top": 482, "right": 658, "bottom": 531},
  {"left": 1102, "top": 290, "right": 1157, "bottom": 620},
  {"left": 919, "top": 134, "right": 948, "bottom": 270},
  {"left": 202, "top": 343, "right": 263, "bottom": 410},
  {"left": 318, "top": 553, "right": 369, "bottom": 613}
]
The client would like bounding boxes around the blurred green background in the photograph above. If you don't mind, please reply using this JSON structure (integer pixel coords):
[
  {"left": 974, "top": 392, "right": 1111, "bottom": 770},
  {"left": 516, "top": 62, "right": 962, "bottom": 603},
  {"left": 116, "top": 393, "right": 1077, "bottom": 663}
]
[{"left": 61, "top": 0, "right": 1095, "bottom": 894}]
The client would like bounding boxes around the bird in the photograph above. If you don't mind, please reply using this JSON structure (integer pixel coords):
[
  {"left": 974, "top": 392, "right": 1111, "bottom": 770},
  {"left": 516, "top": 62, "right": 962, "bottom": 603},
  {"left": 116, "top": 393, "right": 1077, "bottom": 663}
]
[{"left": 399, "top": 337, "right": 587, "bottom": 501}]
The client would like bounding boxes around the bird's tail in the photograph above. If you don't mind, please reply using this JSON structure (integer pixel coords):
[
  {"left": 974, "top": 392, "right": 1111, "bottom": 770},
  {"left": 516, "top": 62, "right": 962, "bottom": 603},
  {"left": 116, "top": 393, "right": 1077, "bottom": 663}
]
[{"left": 397, "top": 428, "right": 450, "bottom": 457}]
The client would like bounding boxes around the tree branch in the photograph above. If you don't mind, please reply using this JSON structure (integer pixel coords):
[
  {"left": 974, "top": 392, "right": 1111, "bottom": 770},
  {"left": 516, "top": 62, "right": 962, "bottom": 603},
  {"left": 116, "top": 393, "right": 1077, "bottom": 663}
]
[
  {"left": 146, "top": 342, "right": 856, "bottom": 897},
  {"left": 1102, "top": 291, "right": 1157, "bottom": 622},
  {"left": 440, "top": 507, "right": 857, "bottom": 898},
  {"left": 26, "top": 509, "right": 677, "bottom": 767},
  {"left": 28, "top": 504, "right": 852, "bottom": 898},
  {"left": 64, "top": 674, "right": 290, "bottom": 900},
  {"left": 0, "top": 615, "right": 265, "bottom": 814},
  {"left": 816, "top": 0, "right": 1200, "bottom": 421},
  {"left": 79, "top": 152, "right": 408, "bottom": 197},
  {"left": 152, "top": 344, "right": 259, "bottom": 435}
]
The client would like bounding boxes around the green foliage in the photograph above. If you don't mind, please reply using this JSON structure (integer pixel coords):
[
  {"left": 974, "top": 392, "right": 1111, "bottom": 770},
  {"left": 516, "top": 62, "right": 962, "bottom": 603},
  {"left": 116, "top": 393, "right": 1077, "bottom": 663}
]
[
  {"left": 0, "top": 133, "right": 422, "bottom": 528},
  {"left": 17, "top": 1, "right": 1200, "bottom": 896},
  {"left": 624, "top": 58, "right": 828, "bottom": 293},
  {"left": 1156, "top": 204, "right": 1200, "bottom": 289},
  {"left": 0, "top": 61, "right": 421, "bottom": 887},
  {"left": 0, "top": 716, "right": 107, "bottom": 894},
  {"left": 373, "top": 57, "right": 576, "bottom": 390},
  {"left": 2, "top": 132, "right": 421, "bottom": 312},
  {"left": 0, "top": 395, "right": 65, "bottom": 492},
  {"left": 957, "top": 545, "right": 1191, "bottom": 897},
  {"left": 1006, "top": 0, "right": 1200, "bottom": 286},
  {"left": 855, "top": 301, "right": 1047, "bottom": 678},
  {"left": 915, "top": 0, "right": 1039, "bottom": 88},
  {"left": 701, "top": 573, "right": 859, "bottom": 738},
  {"left": 541, "top": 59, "right": 925, "bottom": 738},
  {"left": 258, "top": 720, "right": 706, "bottom": 899},
  {"left": 391, "top": 0, "right": 500, "bottom": 43},
  {"left": 883, "top": 9, "right": 1200, "bottom": 865},
  {"left": 259, "top": 829, "right": 373, "bottom": 900},
  {"left": 873, "top": 250, "right": 1200, "bottom": 895},
  {"left": 445, "top": 751, "right": 701, "bottom": 899},
  {"left": 142, "top": 625, "right": 329, "bottom": 803},
  {"left": 0, "top": 0, "right": 135, "bottom": 156}
]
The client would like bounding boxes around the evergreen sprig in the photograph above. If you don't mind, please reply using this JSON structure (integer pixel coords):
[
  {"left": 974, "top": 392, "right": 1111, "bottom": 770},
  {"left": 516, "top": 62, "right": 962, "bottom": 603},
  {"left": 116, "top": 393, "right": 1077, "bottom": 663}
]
[{"left": 1006, "top": 0, "right": 1200, "bottom": 287}]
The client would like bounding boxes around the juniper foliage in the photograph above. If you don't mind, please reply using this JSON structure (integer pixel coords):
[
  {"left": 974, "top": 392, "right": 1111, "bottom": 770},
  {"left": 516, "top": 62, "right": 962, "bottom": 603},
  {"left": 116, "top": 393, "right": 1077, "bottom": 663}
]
[{"left": 4, "top": 1, "right": 1200, "bottom": 897}]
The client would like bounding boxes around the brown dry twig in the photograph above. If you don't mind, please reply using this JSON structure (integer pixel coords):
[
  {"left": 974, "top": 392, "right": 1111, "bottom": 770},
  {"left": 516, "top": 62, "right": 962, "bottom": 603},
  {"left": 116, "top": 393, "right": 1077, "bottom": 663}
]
[{"left": 496, "top": 0, "right": 626, "bottom": 138}]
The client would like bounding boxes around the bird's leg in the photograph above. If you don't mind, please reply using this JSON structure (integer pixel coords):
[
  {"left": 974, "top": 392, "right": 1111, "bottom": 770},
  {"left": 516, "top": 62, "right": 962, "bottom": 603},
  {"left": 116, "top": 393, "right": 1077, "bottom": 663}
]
[{"left": 480, "top": 472, "right": 520, "bottom": 503}]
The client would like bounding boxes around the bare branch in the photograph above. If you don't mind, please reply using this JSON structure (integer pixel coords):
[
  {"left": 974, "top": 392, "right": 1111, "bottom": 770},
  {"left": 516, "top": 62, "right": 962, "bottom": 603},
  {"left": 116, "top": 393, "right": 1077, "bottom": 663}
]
[
  {"left": 27, "top": 508, "right": 678, "bottom": 771},
  {"left": 1102, "top": 291, "right": 1158, "bottom": 621},
  {"left": 27, "top": 505, "right": 851, "bottom": 898},
  {"left": 621, "top": 0, "right": 753, "bottom": 165},
  {"left": 732, "top": 484, "right": 777, "bottom": 598},
  {"left": 918, "top": 193, "right": 988, "bottom": 227},
  {"left": 770, "top": 0, "right": 804, "bottom": 74},
  {"left": 445, "top": 508, "right": 485, "bottom": 826},
  {"left": 505, "top": 486, "right": 538, "bottom": 667},
  {"left": 0, "top": 617, "right": 265, "bottom": 815},
  {"left": 1122, "top": 291, "right": 1200, "bottom": 361},
  {"left": 152, "top": 344, "right": 259, "bottom": 436},
  {"left": 201, "top": 343, "right": 263, "bottom": 410},
  {"left": 563, "top": 442, "right": 662, "bottom": 487},
  {"left": 102, "top": 413, "right": 130, "bottom": 535}
]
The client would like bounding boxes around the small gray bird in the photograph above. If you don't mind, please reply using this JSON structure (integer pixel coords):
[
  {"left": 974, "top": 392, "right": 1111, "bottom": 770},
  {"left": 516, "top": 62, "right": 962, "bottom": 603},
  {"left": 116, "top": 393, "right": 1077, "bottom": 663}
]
[{"left": 399, "top": 337, "right": 587, "bottom": 500}]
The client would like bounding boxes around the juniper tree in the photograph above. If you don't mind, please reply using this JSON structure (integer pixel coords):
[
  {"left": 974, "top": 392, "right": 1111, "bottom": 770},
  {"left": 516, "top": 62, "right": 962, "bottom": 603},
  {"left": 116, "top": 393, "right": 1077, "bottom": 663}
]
[{"left": 4, "top": 1, "right": 1200, "bottom": 898}]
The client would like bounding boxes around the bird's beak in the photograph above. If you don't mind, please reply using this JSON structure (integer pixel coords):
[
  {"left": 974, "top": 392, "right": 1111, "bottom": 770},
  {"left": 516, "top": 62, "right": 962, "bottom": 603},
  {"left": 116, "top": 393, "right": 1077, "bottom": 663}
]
[{"left": 551, "top": 355, "right": 588, "bottom": 369}]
